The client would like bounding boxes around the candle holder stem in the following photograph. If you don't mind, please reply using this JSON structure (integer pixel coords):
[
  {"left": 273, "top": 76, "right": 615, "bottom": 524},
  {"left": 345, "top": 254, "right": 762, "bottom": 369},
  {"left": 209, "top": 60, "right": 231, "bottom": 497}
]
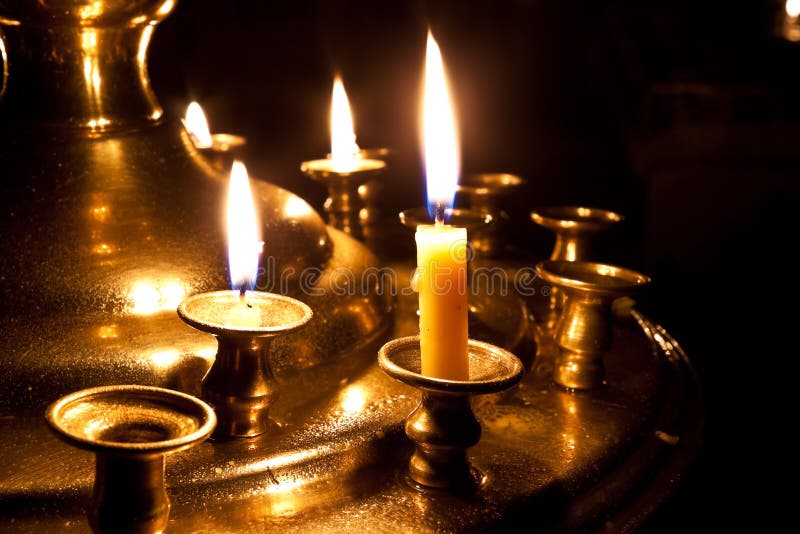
[
  {"left": 202, "top": 336, "right": 278, "bottom": 438},
  {"left": 406, "top": 392, "right": 481, "bottom": 489},
  {"left": 91, "top": 454, "right": 168, "bottom": 534},
  {"left": 324, "top": 180, "right": 363, "bottom": 239}
]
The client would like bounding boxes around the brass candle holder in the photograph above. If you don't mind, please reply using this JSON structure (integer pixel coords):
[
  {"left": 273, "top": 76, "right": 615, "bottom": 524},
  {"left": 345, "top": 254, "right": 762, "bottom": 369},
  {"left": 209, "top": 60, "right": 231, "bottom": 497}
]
[
  {"left": 301, "top": 156, "right": 386, "bottom": 239},
  {"left": 530, "top": 206, "right": 623, "bottom": 262},
  {"left": 45, "top": 385, "right": 216, "bottom": 534},
  {"left": 177, "top": 290, "right": 313, "bottom": 438},
  {"left": 399, "top": 207, "right": 493, "bottom": 269},
  {"left": 378, "top": 336, "right": 523, "bottom": 491},
  {"left": 536, "top": 261, "right": 650, "bottom": 390},
  {"left": 356, "top": 148, "right": 392, "bottom": 226},
  {"left": 457, "top": 173, "right": 525, "bottom": 256},
  {"left": 199, "top": 133, "right": 247, "bottom": 172}
]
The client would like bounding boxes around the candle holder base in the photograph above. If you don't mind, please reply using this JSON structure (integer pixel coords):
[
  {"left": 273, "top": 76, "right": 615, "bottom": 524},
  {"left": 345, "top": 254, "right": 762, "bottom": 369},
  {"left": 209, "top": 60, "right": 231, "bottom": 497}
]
[
  {"left": 45, "top": 385, "right": 215, "bottom": 534},
  {"left": 177, "top": 291, "right": 313, "bottom": 438},
  {"left": 378, "top": 336, "right": 523, "bottom": 490}
]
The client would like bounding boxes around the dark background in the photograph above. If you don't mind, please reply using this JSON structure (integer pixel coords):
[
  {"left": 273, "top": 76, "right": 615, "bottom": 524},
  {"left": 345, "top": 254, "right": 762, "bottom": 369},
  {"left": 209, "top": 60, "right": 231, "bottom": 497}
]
[{"left": 148, "top": 0, "right": 799, "bottom": 530}]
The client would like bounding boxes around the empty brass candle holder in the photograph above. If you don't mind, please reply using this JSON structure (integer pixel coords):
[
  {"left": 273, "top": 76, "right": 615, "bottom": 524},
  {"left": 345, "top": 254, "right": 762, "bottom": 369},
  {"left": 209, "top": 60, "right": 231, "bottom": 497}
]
[
  {"left": 530, "top": 206, "right": 623, "bottom": 262},
  {"left": 199, "top": 133, "right": 247, "bottom": 172},
  {"left": 45, "top": 385, "right": 216, "bottom": 534},
  {"left": 301, "top": 156, "right": 386, "bottom": 239},
  {"left": 536, "top": 261, "right": 650, "bottom": 390},
  {"left": 378, "top": 336, "right": 523, "bottom": 491},
  {"left": 177, "top": 291, "right": 313, "bottom": 439},
  {"left": 457, "top": 173, "right": 525, "bottom": 256}
]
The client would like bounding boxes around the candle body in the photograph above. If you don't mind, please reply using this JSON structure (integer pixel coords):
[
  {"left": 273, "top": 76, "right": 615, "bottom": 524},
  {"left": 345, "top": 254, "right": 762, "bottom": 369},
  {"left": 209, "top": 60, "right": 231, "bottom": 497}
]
[
  {"left": 229, "top": 300, "right": 262, "bottom": 328},
  {"left": 415, "top": 224, "right": 469, "bottom": 380}
]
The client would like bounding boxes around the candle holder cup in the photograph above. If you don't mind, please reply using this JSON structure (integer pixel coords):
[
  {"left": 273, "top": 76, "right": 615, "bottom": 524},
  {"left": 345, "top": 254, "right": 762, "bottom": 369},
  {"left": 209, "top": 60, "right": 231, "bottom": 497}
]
[
  {"left": 45, "top": 385, "right": 216, "bottom": 534},
  {"left": 457, "top": 173, "right": 525, "bottom": 257},
  {"left": 536, "top": 261, "right": 650, "bottom": 390},
  {"left": 531, "top": 206, "right": 623, "bottom": 313},
  {"left": 378, "top": 336, "right": 523, "bottom": 491},
  {"left": 301, "top": 157, "right": 386, "bottom": 239},
  {"left": 399, "top": 207, "right": 493, "bottom": 272},
  {"left": 198, "top": 133, "right": 247, "bottom": 172},
  {"left": 177, "top": 291, "right": 313, "bottom": 439}
]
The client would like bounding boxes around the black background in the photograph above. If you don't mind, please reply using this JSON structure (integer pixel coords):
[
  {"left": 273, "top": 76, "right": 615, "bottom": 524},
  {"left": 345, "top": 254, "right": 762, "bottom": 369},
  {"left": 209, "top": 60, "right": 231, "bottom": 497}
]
[{"left": 146, "top": 0, "right": 798, "bottom": 530}]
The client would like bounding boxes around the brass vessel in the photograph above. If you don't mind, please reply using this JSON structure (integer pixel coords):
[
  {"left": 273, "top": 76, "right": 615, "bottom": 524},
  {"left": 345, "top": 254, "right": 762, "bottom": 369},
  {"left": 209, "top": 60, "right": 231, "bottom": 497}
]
[{"left": 457, "top": 173, "right": 526, "bottom": 256}]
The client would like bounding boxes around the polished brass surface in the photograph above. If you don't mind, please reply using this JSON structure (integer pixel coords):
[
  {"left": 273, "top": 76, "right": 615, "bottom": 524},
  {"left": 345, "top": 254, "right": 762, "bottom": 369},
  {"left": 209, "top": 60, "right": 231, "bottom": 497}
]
[
  {"left": 177, "top": 291, "right": 313, "bottom": 438},
  {"left": 457, "top": 173, "right": 526, "bottom": 256},
  {"left": 198, "top": 133, "right": 248, "bottom": 173},
  {"left": 531, "top": 206, "right": 624, "bottom": 262},
  {"left": 46, "top": 385, "right": 215, "bottom": 533},
  {"left": 378, "top": 335, "right": 523, "bottom": 490},
  {"left": 301, "top": 157, "right": 386, "bottom": 239},
  {"left": 0, "top": 1, "right": 702, "bottom": 530},
  {"left": 536, "top": 260, "right": 651, "bottom": 389},
  {"left": 356, "top": 148, "right": 392, "bottom": 227}
]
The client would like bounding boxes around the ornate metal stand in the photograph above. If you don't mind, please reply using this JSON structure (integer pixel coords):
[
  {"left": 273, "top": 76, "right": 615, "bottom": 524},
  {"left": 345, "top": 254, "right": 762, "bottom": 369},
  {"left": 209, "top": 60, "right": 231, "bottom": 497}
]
[{"left": 458, "top": 173, "right": 525, "bottom": 256}]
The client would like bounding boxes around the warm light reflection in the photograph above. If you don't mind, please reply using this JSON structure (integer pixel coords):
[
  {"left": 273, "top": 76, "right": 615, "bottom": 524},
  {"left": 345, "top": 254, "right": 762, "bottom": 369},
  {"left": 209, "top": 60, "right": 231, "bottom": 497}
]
[
  {"left": 330, "top": 77, "right": 361, "bottom": 171},
  {"left": 227, "top": 161, "right": 263, "bottom": 291},
  {"left": 423, "top": 31, "right": 460, "bottom": 218},
  {"left": 788, "top": 0, "right": 800, "bottom": 17},
  {"left": 92, "top": 243, "right": 115, "bottom": 255},
  {"left": 157, "top": 0, "right": 176, "bottom": 16},
  {"left": 91, "top": 205, "right": 110, "bottom": 222},
  {"left": 339, "top": 385, "right": 367, "bottom": 414},
  {"left": 96, "top": 325, "right": 119, "bottom": 339},
  {"left": 150, "top": 349, "right": 181, "bottom": 368},
  {"left": 183, "top": 102, "right": 213, "bottom": 149},
  {"left": 284, "top": 196, "right": 314, "bottom": 218},
  {"left": 128, "top": 279, "right": 187, "bottom": 315}
]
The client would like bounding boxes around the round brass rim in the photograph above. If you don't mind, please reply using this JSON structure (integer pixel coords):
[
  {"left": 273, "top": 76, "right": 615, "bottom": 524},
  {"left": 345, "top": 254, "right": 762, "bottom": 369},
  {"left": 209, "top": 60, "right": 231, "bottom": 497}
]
[
  {"left": 398, "top": 207, "right": 493, "bottom": 231},
  {"left": 177, "top": 290, "right": 313, "bottom": 338},
  {"left": 458, "top": 173, "right": 525, "bottom": 196},
  {"left": 530, "top": 206, "right": 623, "bottom": 231},
  {"left": 300, "top": 158, "right": 386, "bottom": 179},
  {"left": 378, "top": 335, "right": 524, "bottom": 395},
  {"left": 45, "top": 385, "right": 216, "bottom": 456},
  {"left": 536, "top": 260, "right": 651, "bottom": 296}
]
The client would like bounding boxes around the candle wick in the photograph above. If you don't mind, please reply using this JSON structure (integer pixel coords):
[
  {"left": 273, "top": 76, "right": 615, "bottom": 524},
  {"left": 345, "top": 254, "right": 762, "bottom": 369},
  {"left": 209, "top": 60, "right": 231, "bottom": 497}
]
[
  {"left": 434, "top": 203, "right": 445, "bottom": 226},
  {"left": 239, "top": 283, "right": 247, "bottom": 305}
]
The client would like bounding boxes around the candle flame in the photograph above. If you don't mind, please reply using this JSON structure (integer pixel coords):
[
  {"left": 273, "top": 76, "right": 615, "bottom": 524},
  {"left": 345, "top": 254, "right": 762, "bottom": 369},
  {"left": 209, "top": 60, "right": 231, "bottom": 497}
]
[
  {"left": 183, "top": 101, "right": 213, "bottom": 149},
  {"left": 788, "top": 0, "right": 800, "bottom": 17},
  {"left": 330, "top": 76, "right": 361, "bottom": 171},
  {"left": 227, "top": 161, "right": 262, "bottom": 292},
  {"left": 423, "top": 31, "right": 459, "bottom": 222}
]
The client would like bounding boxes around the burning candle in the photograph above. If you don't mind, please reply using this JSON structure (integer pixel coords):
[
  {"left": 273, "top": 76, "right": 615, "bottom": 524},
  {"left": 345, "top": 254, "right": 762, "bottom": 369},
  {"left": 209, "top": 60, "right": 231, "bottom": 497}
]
[
  {"left": 226, "top": 160, "right": 263, "bottom": 328},
  {"left": 415, "top": 31, "right": 469, "bottom": 381}
]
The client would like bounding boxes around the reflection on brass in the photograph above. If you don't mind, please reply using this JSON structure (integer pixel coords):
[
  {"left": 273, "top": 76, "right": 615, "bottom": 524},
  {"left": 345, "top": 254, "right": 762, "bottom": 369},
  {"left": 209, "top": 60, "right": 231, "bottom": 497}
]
[
  {"left": 378, "top": 336, "right": 523, "bottom": 490},
  {"left": 178, "top": 291, "right": 313, "bottom": 438},
  {"left": 356, "top": 148, "right": 391, "bottom": 228},
  {"left": 536, "top": 260, "right": 650, "bottom": 389},
  {"left": 301, "top": 157, "right": 386, "bottom": 239},
  {"left": 457, "top": 173, "right": 525, "bottom": 256},
  {"left": 45, "top": 385, "right": 215, "bottom": 534}
]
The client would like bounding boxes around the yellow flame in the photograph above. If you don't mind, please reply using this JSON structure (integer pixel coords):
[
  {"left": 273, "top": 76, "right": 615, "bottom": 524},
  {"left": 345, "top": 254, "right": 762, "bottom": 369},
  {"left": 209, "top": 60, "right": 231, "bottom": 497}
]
[
  {"left": 183, "top": 101, "right": 213, "bottom": 149},
  {"left": 423, "top": 31, "right": 460, "bottom": 212},
  {"left": 227, "top": 161, "right": 263, "bottom": 291},
  {"left": 788, "top": 0, "right": 800, "bottom": 17},
  {"left": 330, "top": 77, "right": 360, "bottom": 171}
]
